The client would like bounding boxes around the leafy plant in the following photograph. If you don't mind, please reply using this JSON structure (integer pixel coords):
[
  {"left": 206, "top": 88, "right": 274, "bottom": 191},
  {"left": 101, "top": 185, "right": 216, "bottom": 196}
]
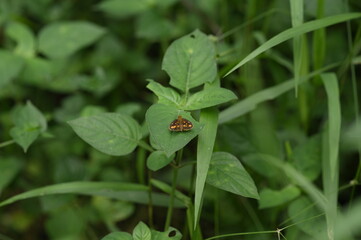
[{"left": 1, "top": 1, "right": 361, "bottom": 240}]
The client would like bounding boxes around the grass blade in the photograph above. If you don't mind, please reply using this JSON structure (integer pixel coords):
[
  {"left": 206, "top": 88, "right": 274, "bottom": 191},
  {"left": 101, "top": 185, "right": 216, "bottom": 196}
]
[
  {"left": 194, "top": 108, "right": 218, "bottom": 228},
  {"left": 224, "top": 13, "right": 361, "bottom": 77}
]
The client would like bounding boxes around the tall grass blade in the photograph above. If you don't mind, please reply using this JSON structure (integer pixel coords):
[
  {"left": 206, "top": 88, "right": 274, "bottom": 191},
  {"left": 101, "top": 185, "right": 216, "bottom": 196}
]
[{"left": 224, "top": 13, "right": 361, "bottom": 77}]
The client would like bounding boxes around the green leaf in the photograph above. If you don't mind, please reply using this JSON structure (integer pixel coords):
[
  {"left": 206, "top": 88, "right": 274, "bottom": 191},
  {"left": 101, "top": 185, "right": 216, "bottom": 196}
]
[
  {"left": 224, "top": 13, "right": 361, "bottom": 77},
  {"left": 133, "top": 222, "right": 151, "bottom": 240},
  {"left": 321, "top": 73, "right": 341, "bottom": 181},
  {"left": 0, "top": 181, "right": 185, "bottom": 208},
  {"left": 10, "top": 101, "right": 47, "bottom": 152},
  {"left": 207, "top": 152, "right": 259, "bottom": 199},
  {"left": 162, "top": 30, "right": 217, "bottom": 92},
  {"left": 145, "top": 104, "right": 203, "bottom": 157},
  {"left": 5, "top": 21, "right": 35, "bottom": 57},
  {"left": 97, "top": 0, "right": 148, "bottom": 18},
  {"left": 194, "top": 107, "right": 218, "bottom": 228},
  {"left": 0, "top": 50, "right": 24, "bottom": 87},
  {"left": 136, "top": 12, "right": 175, "bottom": 41},
  {"left": 101, "top": 232, "right": 133, "bottom": 240},
  {"left": 147, "top": 151, "right": 174, "bottom": 171},
  {"left": 0, "top": 157, "right": 22, "bottom": 191},
  {"left": 115, "top": 103, "right": 142, "bottom": 116},
  {"left": 258, "top": 185, "right": 300, "bottom": 209},
  {"left": 68, "top": 113, "right": 142, "bottom": 156},
  {"left": 288, "top": 196, "right": 327, "bottom": 238},
  {"left": 38, "top": 21, "right": 106, "bottom": 59},
  {"left": 146, "top": 80, "right": 181, "bottom": 107},
  {"left": 151, "top": 227, "right": 182, "bottom": 240},
  {"left": 184, "top": 87, "right": 237, "bottom": 110},
  {"left": 293, "top": 135, "right": 321, "bottom": 181}
]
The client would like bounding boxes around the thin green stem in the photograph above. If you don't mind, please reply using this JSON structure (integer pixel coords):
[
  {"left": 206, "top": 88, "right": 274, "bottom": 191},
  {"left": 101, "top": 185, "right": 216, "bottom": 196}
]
[
  {"left": 0, "top": 140, "right": 15, "bottom": 148},
  {"left": 137, "top": 140, "right": 154, "bottom": 152},
  {"left": 164, "top": 148, "right": 183, "bottom": 230},
  {"left": 205, "top": 230, "right": 276, "bottom": 240},
  {"left": 148, "top": 170, "right": 154, "bottom": 228}
]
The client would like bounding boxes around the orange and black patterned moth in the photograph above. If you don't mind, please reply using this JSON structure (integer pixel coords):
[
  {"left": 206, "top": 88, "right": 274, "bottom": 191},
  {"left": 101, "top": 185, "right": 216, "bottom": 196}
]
[{"left": 169, "top": 115, "right": 193, "bottom": 132}]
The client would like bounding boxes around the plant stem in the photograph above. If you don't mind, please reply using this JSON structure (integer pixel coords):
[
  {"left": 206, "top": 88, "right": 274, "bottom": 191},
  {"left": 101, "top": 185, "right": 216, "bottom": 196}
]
[
  {"left": 138, "top": 140, "right": 154, "bottom": 152},
  {"left": 164, "top": 148, "right": 183, "bottom": 230},
  {"left": 0, "top": 140, "right": 15, "bottom": 148},
  {"left": 148, "top": 170, "right": 154, "bottom": 228},
  {"left": 205, "top": 230, "right": 277, "bottom": 240}
]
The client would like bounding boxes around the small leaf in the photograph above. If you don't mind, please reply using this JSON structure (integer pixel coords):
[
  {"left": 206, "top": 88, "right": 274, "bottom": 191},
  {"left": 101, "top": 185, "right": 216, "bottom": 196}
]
[
  {"left": 133, "top": 222, "right": 151, "bottom": 240},
  {"left": 5, "top": 21, "right": 36, "bottom": 57},
  {"left": 136, "top": 12, "right": 175, "bottom": 41},
  {"left": 68, "top": 113, "right": 142, "bottom": 156},
  {"left": 97, "top": 0, "right": 148, "bottom": 18},
  {"left": 258, "top": 185, "right": 301, "bottom": 209},
  {"left": 0, "top": 157, "right": 22, "bottom": 191},
  {"left": 207, "top": 152, "right": 259, "bottom": 199},
  {"left": 38, "top": 21, "right": 106, "bottom": 59},
  {"left": 0, "top": 50, "right": 24, "bottom": 87},
  {"left": 147, "top": 151, "right": 174, "bottom": 171},
  {"left": 184, "top": 87, "right": 237, "bottom": 110},
  {"left": 146, "top": 80, "right": 181, "bottom": 107},
  {"left": 162, "top": 30, "right": 217, "bottom": 92},
  {"left": 101, "top": 232, "right": 133, "bottom": 240},
  {"left": 145, "top": 104, "right": 203, "bottom": 157},
  {"left": 10, "top": 101, "right": 47, "bottom": 152}
]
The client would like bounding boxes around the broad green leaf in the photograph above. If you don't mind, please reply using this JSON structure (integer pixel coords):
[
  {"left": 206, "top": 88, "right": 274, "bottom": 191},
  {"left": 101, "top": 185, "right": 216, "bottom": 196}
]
[
  {"left": 136, "top": 12, "right": 175, "bottom": 41},
  {"left": 146, "top": 80, "right": 181, "bottom": 107},
  {"left": 145, "top": 104, "right": 203, "bottom": 157},
  {"left": 97, "top": 0, "right": 148, "bottom": 18},
  {"left": 38, "top": 21, "right": 106, "bottom": 59},
  {"left": 151, "top": 227, "right": 182, "bottom": 240},
  {"left": 258, "top": 185, "right": 300, "bottom": 209},
  {"left": 321, "top": 73, "right": 341, "bottom": 180},
  {"left": 194, "top": 107, "right": 218, "bottom": 228},
  {"left": 10, "top": 101, "right": 47, "bottom": 152},
  {"left": 162, "top": 30, "right": 217, "bottom": 92},
  {"left": 0, "top": 181, "right": 185, "bottom": 208},
  {"left": 101, "top": 232, "right": 133, "bottom": 240},
  {"left": 147, "top": 151, "right": 174, "bottom": 171},
  {"left": 207, "top": 152, "right": 259, "bottom": 199},
  {"left": 68, "top": 113, "right": 142, "bottom": 156},
  {"left": 224, "top": 13, "right": 361, "bottom": 77},
  {"left": 184, "top": 87, "right": 237, "bottom": 110},
  {"left": 80, "top": 105, "right": 107, "bottom": 117},
  {"left": 0, "top": 157, "right": 22, "bottom": 191},
  {"left": 92, "top": 196, "right": 134, "bottom": 222},
  {"left": 293, "top": 135, "right": 321, "bottom": 181},
  {"left": 19, "top": 57, "right": 57, "bottom": 86},
  {"left": 0, "top": 50, "right": 24, "bottom": 87},
  {"left": 5, "top": 21, "right": 35, "bottom": 57},
  {"left": 219, "top": 63, "right": 339, "bottom": 124},
  {"left": 133, "top": 222, "right": 151, "bottom": 240},
  {"left": 288, "top": 196, "right": 327, "bottom": 238}
]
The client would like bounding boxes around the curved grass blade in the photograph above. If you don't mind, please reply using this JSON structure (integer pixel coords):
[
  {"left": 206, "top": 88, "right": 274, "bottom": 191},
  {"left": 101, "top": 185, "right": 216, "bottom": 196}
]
[
  {"left": 0, "top": 181, "right": 185, "bottom": 208},
  {"left": 224, "top": 13, "right": 361, "bottom": 77}
]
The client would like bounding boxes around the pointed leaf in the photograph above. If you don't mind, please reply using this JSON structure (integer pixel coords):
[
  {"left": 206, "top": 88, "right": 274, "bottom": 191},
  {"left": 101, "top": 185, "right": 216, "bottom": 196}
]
[
  {"left": 133, "top": 222, "right": 151, "bottom": 240},
  {"left": 5, "top": 21, "right": 36, "bottom": 57},
  {"left": 38, "top": 21, "right": 106, "bottom": 59},
  {"left": 145, "top": 104, "right": 203, "bottom": 157},
  {"left": 152, "top": 227, "right": 182, "bottom": 240},
  {"left": 162, "top": 30, "right": 217, "bottom": 92},
  {"left": 207, "top": 152, "right": 259, "bottom": 199},
  {"left": 184, "top": 87, "right": 237, "bottom": 110},
  {"left": 68, "top": 113, "right": 141, "bottom": 156},
  {"left": 258, "top": 185, "right": 300, "bottom": 209},
  {"left": 147, "top": 151, "right": 174, "bottom": 171},
  {"left": 146, "top": 80, "right": 181, "bottom": 107}
]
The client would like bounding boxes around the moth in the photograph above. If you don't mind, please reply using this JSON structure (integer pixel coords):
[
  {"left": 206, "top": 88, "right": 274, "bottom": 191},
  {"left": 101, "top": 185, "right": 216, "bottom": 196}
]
[{"left": 169, "top": 115, "right": 193, "bottom": 132}]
